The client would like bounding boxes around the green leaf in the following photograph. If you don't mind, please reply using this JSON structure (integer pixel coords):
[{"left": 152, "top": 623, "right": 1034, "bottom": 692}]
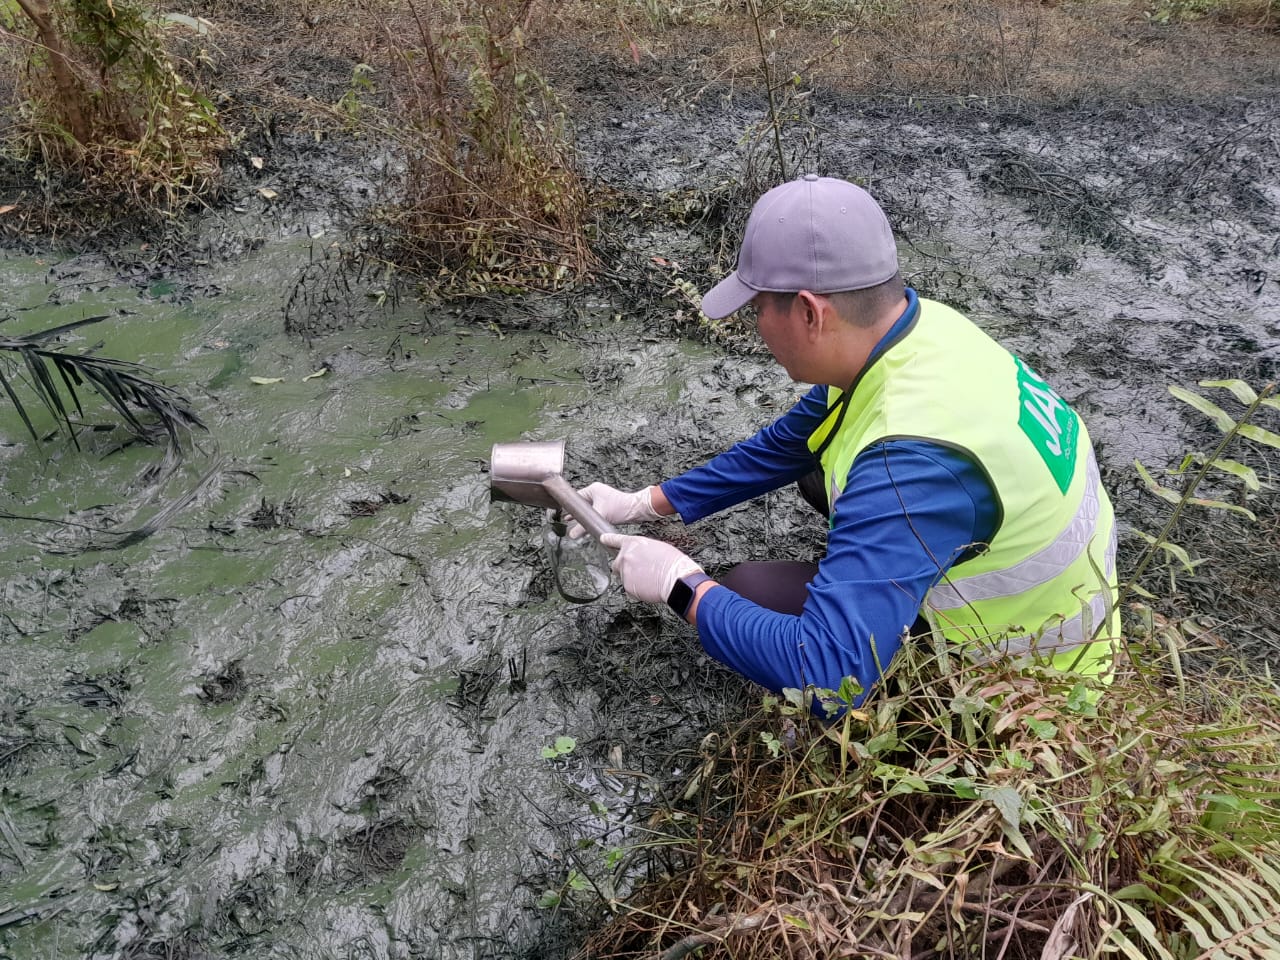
[
  {"left": 1134, "top": 460, "right": 1182, "bottom": 507},
  {"left": 1001, "top": 821, "right": 1035, "bottom": 859},
  {"left": 1105, "top": 897, "right": 1178, "bottom": 960},
  {"left": 1113, "top": 883, "right": 1165, "bottom": 903},
  {"left": 948, "top": 694, "right": 987, "bottom": 716},
  {"left": 536, "top": 890, "right": 561, "bottom": 908},
  {"left": 554, "top": 736, "right": 576, "bottom": 755},
  {"left": 1200, "top": 378, "right": 1258, "bottom": 405},
  {"left": 1064, "top": 686, "right": 1095, "bottom": 716},
  {"left": 160, "top": 12, "right": 213, "bottom": 35},
  {"left": 1201, "top": 792, "right": 1266, "bottom": 813},
  {"left": 1161, "top": 901, "right": 1220, "bottom": 952},
  {"left": 1166, "top": 863, "right": 1245, "bottom": 940},
  {"left": 1184, "top": 496, "right": 1256, "bottom": 520},
  {"left": 1024, "top": 716, "right": 1057, "bottom": 740},
  {"left": 981, "top": 785, "right": 1023, "bottom": 829},
  {"left": 836, "top": 675, "right": 863, "bottom": 704},
  {"left": 875, "top": 763, "right": 927, "bottom": 795},
  {"left": 1169, "top": 384, "right": 1234, "bottom": 433},
  {"left": 1135, "top": 463, "right": 1257, "bottom": 519},
  {"left": 1131, "top": 530, "right": 1201, "bottom": 574},
  {"left": 1121, "top": 795, "right": 1170, "bottom": 835},
  {"left": 897, "top": 774, "right": 929, "bottom": 794},
  {"left": 1181, "top": 454, "right": 1261, "bottom": 491},
  {"left": 867, "top": 730, "right": 899, "bottom": 756},
  {"left": 1238, "top": 422, "right": 1280, "bottom": 451}
]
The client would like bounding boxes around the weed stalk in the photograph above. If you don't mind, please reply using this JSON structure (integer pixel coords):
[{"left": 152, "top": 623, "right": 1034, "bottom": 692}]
[
  {"left": 1105, "top": 381, "right": 1278, "bottom": 639},
  {"left": 746, "top": 0, "right": 787, "bottom": 181}
]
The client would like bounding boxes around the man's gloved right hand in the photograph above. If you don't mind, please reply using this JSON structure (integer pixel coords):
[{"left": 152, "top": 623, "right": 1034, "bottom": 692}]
[
  {"left": 566, "top": 483, "right": 664, "bottom": 539},
  {"left": 598, "top": 533, "right": 701, "bottom": 605}
]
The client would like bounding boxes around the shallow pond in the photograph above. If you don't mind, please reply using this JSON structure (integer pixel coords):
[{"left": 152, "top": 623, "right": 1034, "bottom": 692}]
[{"left": 0, "top": 227, "right": 794, "bottom": 957}]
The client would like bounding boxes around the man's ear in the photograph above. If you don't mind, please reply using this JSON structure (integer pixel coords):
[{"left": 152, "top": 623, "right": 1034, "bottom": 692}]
[{"left": 796, "top": 290, "right": 826, "bottom": 341}]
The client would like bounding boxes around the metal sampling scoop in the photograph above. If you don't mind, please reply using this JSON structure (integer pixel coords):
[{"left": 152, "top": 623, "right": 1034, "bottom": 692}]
[
  {"left": 489, "top": 440, "right": 618, "bottom": 545},
  {"left": 490, "top": 440, "right": 618, "bottom": 603}
]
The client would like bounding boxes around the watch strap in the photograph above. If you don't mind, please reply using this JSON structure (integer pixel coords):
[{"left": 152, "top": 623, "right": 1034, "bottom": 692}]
[{"left": 667, "top": 571, "right": 714, "bottom": 618}]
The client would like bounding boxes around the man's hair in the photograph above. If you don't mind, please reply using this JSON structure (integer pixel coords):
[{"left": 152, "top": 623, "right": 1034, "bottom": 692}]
[
  {"left": 758, "top": 273, "right": 904, "bottom": 327},
  {"left": 825, "top": 272, "right": 905, "bottom": 328}
]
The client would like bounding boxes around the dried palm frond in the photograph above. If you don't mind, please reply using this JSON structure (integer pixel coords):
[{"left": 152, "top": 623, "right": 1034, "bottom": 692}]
[{"left": 0, "top": 315, "right": 205, "bottom": 457}]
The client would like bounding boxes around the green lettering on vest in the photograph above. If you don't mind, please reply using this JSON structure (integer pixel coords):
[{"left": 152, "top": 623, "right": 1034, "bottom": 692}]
[{"left": 1014, "top": 357, "right": 1079, "bottom": 494}]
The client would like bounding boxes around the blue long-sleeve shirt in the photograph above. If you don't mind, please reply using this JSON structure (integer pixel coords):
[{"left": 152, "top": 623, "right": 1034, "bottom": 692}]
[{"left": 660, "top": 290, "right": 999, "bottom": 705}]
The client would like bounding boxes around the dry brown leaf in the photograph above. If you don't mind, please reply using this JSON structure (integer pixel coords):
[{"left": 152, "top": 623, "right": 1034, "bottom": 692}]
[
  {"left": 1040, "top": 892, "right": 1090, "bottom": 960},
  {"left": 950, "top": 871, "right": 969, "bottom": 924}
]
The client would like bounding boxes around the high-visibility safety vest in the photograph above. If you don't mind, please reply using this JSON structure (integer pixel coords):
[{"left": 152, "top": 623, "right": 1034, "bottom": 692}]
[{"left": 806, "top": 298, "right": 1118, "bottom": 673}]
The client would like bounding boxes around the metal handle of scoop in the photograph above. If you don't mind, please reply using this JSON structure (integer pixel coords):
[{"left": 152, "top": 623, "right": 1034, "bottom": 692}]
[{"left": 541, "top": 474, "right": 619, "bottom": 549}]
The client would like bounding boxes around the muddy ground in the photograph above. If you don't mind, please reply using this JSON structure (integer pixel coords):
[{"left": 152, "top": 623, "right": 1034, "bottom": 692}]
[{"left": 3, "top": 6, "right": 1280, "bottom": 960}]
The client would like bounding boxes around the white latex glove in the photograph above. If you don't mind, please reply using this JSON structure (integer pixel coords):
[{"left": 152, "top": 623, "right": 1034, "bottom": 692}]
[
  {"left": 598, "top": 533, "right": 701, "bottom": 605},
  {"left": 566, "top": 483, "right": 664, "bottom": 539}
]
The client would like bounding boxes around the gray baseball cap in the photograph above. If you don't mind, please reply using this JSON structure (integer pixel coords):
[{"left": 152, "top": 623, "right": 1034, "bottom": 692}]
[{"left": 700, "top": 174, "right": 899, "bottom": 319}]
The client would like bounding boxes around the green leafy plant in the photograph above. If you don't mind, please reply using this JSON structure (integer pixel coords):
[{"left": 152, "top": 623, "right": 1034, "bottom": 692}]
[
  {"left": 337, "top": 62, "right": 376, "bottom": 127},
  {"left": 7, "top": 0, "right": 224, "bottom": 210},
  {"left": 1124, "top": 380, "right": 1279, "bottom": 605},
  {"left": 582, "top": 635, "right": 1280, "bottom": 958},
  {"left": 540, "top": 735, "right": 576, "bottom": 759},
  {"left": 536, "top": 888, "right": 563, "bottom": 909}
]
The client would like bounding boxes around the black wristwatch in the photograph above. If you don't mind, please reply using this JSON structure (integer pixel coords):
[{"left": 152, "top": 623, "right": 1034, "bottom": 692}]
[{"left": 667, "top": 571, "right": 714, "bottom": 618}]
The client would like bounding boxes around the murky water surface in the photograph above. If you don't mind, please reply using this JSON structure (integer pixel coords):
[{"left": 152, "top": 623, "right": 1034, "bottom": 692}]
[
  {"left": 3, "top": 93, "right": 1279, "bottom": 958},
  {"left": 0, "top": 236, "right": 777, "bottom": 957}
]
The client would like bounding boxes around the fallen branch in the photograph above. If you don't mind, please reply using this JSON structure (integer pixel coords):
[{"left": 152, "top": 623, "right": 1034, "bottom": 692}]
[{"left": 655, "top": 908, "right": 769, "bottom": 960}]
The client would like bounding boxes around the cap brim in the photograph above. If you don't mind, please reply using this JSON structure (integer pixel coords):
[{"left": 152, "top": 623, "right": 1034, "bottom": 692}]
[{"left": 699, "top": 272, "right": 757, "bottom": 320}]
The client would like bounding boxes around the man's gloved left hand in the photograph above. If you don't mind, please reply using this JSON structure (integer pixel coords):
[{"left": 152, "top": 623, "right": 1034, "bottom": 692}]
[
  {"left": 599, "top": 533, "right": 701, "bottom": 605},
  {"left": 565, "top": 483, "right": 663, "bottom": 540}
]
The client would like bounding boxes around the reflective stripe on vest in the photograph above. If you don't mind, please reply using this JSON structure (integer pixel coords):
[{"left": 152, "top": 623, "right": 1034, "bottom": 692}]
[
  {"left": 960, "top": 522, "right": 1117, "bottom": 664},
  {"left": 929, "top": 451, "right": 1105, "bottom": 611}
]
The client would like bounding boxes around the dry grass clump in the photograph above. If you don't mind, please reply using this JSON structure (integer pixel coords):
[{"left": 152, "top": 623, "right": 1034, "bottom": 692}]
[
  {"left": 2, "top": 0, "right": 223, "bottom": 214},
  {"left": 581, "top": 629, "right": 1280, "bottom": 959},
  {"left": 545, "top": 0, "right": 1279, "bottom": 104},
  {"left": 375, "top": 0, "right": 593, "bottom": 294},
  {"left": 1148, "top": 0, "right": 1278, "bottom": 28}
]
